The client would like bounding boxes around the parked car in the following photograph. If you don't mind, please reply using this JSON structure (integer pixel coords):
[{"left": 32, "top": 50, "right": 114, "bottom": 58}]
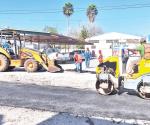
[
  {"left": 69, "top": 50, "right": 85, "bottom": 61},
  {"left": 41, "top": 48, "right": 70, "bottom": 63}
]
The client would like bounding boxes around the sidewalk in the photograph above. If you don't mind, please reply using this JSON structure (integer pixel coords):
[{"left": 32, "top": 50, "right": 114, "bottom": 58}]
[{"left": 0, "top": 59, "right": 98, "bottom": 91}]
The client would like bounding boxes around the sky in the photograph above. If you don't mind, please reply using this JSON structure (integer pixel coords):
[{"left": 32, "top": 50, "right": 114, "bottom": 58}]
[{"left": 0, "top": 0, "right": 150, "bottom": 37}]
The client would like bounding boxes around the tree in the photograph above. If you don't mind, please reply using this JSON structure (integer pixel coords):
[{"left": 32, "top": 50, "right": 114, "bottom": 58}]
[
  {"left": 63, "top": 2, "right": 74, "bottom": 33},
  {"left": 68, "top": 25, "right": 103, "bottom": 49},
  {"left": 79, "top": 26, "right": 89, "bottom": 41},
  {"left": 86, "top": 4, "right": 98, "bottom": 23},
  {"left": 43, "top": 26, "right": 58, "bottom": 33},
  {"left": 68, "top": 24, "right": 103, "bottom": 39}
]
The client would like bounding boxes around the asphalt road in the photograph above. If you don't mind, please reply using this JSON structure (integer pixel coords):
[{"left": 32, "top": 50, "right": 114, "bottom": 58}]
[{"left": 0, "top": 82, "right": 150, "bottom": 120}]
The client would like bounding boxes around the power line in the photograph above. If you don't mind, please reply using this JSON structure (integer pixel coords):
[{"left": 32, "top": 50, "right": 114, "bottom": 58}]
[
  {"left": 96, "top": 3, "right": 150, "bottom": 9},
  {"left": 100, "top": 5, "right": 150, "bottom": 11},
  {"left": 0, "top": 3, "right": 150, "bottom": 14},
  {"left": 1, "top": 2, "right": 150, "bottom": 12},
  {"left": 0, "top": 10, "right": 62, "bottom": 14}
]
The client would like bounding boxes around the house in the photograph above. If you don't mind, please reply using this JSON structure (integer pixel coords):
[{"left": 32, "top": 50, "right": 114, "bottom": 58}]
[{"left": 85, "top": 32, "right": 142, "bottom": 59}]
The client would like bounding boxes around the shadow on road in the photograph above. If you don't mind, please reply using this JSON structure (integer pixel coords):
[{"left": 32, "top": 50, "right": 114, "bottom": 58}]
[
  {"left": 0, "top": 115, "right": 3, "bottom": 125},
  {"left": 37, "top": 113, "right": 133, "bottom": 125},
  {"left": 118, "top": 88, "right": 138, "bottom": 97}
]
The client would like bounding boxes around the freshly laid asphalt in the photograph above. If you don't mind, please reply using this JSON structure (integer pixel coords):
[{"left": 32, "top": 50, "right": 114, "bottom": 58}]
[{"left": 0, "top": 81, "right": 150, "bottom": 120}]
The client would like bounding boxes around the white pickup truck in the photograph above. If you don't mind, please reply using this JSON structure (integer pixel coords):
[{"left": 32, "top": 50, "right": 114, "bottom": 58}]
[{"left": 42, "top": 48, "right": 70, "bottom": 63}]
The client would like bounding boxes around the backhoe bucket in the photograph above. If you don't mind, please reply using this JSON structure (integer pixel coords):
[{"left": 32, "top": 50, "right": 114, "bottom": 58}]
[
  {"left": 46, "top": 59, "right": 63, "bottom": 73},
  {"left": 48, "top": 65, "right": 61, "bottom": 73}
]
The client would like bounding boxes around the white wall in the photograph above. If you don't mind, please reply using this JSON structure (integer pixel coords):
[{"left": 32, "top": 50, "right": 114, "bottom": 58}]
[
  {"left": 85, "top": 40, "right": 112, "bottom": 59},
  {"left": 85, "top": 40, "right": 140, "bottom": 59}
]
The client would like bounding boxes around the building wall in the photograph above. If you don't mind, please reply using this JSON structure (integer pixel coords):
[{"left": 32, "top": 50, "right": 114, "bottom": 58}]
[
  {"left": 85, "top": 40, "right": 140, "bottom": 59},
  {"left": 85, "top": 40, "right": 112, "bottom": 59}
]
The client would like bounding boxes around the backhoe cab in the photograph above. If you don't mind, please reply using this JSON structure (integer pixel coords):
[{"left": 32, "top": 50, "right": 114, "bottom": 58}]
[{"left": 0, "top": 29, "right": 63, "bottom": 72}]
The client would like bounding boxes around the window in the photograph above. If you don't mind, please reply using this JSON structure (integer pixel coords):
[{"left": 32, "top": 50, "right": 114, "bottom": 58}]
[
  {"left": 106, "top": 40, "right": 119, "bottom": 43},
  {"left": 91, "top": 45, "right": 96, "bottom": 49},
  {"left": 89, "top": 40, "right": 99, "bottom": 43}
]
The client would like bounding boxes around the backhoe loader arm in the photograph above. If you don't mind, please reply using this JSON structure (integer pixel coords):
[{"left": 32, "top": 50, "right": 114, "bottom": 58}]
[{"left": 20, "top": 48, "right": 61, "bottom": 72}]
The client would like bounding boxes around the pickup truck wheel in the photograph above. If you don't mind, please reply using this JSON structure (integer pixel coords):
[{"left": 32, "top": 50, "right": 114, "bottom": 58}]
[
  {"left": 0, "top": 54, "right": 9, "bottom": 72},
  {"left": 24, "top": 59, "right": 38, "bottom": 72}
]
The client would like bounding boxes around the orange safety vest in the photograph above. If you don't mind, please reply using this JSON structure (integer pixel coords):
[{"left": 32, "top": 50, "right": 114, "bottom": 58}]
[
  {"left": 98, "top": 55, "right": 103, "bottom": 63},
  {"left": 74, "top": 54, "right": 82, "bottom": 63}
]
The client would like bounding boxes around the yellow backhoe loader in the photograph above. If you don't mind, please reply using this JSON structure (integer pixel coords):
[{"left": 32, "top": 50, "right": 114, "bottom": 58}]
[{"left": 0, "top": 30, "right": 63, "bottom": 73}]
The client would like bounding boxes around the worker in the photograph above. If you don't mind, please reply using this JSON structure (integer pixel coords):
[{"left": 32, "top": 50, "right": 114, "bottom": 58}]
[
  {"left": 84, "top": 47, "right": 91, "bottom": 68},
  {"left": 126, "top": 39, "right": 146, "bottom": 75},
  {"left": 74, "top": 52, "right": 83, "bottom": 73},
  {"left": 98, "top": 50, "right": 103, "bottom": 64},
  {"left": 2, "top": 40, "right": 11, "bottom": 49},
  {"left": 2, "top": 40, "right": 14, "bottom": 55}
]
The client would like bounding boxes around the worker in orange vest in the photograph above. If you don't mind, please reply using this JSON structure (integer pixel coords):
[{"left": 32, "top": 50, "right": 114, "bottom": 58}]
[
  {"left": 98, "top": 50, "right": 103, "bottom": 64},
  {"left": 74, "top": 52, "right": 83, "bottom": 73}
]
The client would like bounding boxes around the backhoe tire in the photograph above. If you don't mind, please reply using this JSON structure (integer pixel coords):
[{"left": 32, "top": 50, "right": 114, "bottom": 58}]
[
  {"left": 24, "top": 59, "right": 38, "bottom": 72},
  {"left": 0, "top": 54, "right": 9, "bottom": 72}
]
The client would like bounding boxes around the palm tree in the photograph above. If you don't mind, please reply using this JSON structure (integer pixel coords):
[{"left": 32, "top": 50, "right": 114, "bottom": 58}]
[
  {"left": 63, "top": 2, "right": 74, "bottom": 33},
  {"left": 86, "top": 4, "right": 98, "bottom": 23}
]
